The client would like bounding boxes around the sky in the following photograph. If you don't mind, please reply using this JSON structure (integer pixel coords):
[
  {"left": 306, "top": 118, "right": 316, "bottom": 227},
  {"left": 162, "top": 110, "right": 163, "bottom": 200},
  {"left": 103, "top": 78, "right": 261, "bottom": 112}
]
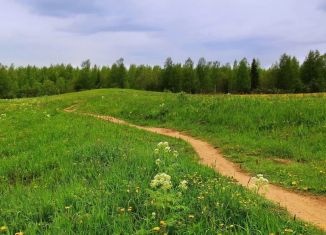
[{"left": 0, "top": 0, "right": 326, "bottom": 67}]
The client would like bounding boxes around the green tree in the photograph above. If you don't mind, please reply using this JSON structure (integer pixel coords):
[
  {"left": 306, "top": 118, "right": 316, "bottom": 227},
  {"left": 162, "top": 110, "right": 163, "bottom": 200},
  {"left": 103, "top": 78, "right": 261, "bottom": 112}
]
[
  {"left": 181, "top": 58, "right": 196, "bottom": 93},
  {"left": 250, "top": 59, "right": 260, "bottom": 91},
  {"left": 216, "top": 64, "right": 232, "bottom": 93},
  {"left": 161, "top": 57, "right": 174, "bottom": 91},
  {"left": 42, "top": 79, "right": 58, "bottom": 95},
  {"left": 300, "top": 50, "right": 326, "bottom": 92},
  {"left": 151, "top": 66, "right": 161, "bottom": 91},
  {"left": 75, "top": 59, "right": 91, "bottom": 90},
  {"left": 56, "top": 77, "right": 66, "bottom": 93},
  {"left": 260, "top": 64, "right": 278, "bottom": 93},
  {"left": 0, "top": 64, "right": 10, "bottom": 98},
  {"left": 110, "top": 58, "right": 126, "bottom": 88},
  {"left": 99, "top": 66, "right": 111, "bottom": 88},
  {"left": 236, "top": 58, "right": 251, "bottom": 93},
  {"left": 208, "top": 61, "right": 220, "bottom": 93},
  {"left": 276, "top": 54, "right": 301, "bottom": 92},
  {"left": 196, "top": 58, "right": 210, "bottom": 93}
]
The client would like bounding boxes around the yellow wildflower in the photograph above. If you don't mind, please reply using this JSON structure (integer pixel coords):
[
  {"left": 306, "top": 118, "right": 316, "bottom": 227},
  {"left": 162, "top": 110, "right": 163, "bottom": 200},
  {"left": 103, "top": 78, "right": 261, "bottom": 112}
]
[
  {"left": 160, "top": 220, "right": 167, "bottom": 227},
  {"left": 0, "top": 226, "right": 8, "bottom": 233},
  {"left": 152, "top": 227, "right": 160, "bottom": 232}
]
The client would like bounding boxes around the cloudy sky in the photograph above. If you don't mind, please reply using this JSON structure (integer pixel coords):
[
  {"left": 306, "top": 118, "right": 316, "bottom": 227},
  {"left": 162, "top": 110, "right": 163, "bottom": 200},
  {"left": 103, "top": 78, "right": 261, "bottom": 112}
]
[{"left": 1, "top": 0, "right": 326, "bottom": 67}]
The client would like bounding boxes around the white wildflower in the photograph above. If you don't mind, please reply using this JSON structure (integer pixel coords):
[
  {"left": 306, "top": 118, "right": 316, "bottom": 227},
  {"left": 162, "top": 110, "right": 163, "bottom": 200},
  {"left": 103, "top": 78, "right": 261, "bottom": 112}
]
[
  {"left": 150, "top": 173, "right": 172, "bottom": 190},
  {"left": 157, "top": 141, "right": 169, "bottom": 148},
  {"left": 173, "top": 150, "right": 179, "bottom": 157},
  {"left": 151, "top": 212, "right": 156, "bottom": 219},
  {"left": 178, "top": 180, "right": 188, "bottom": 191},
  {"left": 155, "top": 158, "right": 161, "bottom": 166},
  {"left": 250, "top": 174, "right": 269, "bottom": 194},
  {"left": 164, "top": 146, "right": 171, "bottom": 153}
]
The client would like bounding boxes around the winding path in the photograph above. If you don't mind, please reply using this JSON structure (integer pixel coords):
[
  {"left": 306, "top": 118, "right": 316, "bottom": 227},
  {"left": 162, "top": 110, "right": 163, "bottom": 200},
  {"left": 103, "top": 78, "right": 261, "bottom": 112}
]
[{"left": 65, "top": 106, "right": 326, "bottom": 231}]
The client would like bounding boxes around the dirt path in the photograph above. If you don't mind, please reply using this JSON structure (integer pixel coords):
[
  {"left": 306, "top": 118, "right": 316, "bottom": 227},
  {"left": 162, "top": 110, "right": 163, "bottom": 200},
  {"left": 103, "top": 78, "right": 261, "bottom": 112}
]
[{"left": 64, "top": 106, "right": 326, "bottom": 231}]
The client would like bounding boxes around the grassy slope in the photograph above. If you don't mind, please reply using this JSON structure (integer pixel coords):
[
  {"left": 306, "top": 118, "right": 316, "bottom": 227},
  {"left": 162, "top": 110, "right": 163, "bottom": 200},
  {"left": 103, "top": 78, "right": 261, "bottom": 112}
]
[
  {"left": 75, "top": 89, "right": 326, "bottom": 195},
  {"left": 0, "top": 92, "right": 324, "bottom": 234}
]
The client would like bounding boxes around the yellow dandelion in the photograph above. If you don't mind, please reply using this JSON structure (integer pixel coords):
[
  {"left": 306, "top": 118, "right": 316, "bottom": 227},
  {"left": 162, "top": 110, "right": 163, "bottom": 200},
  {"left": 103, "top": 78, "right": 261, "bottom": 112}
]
[
  {"left": 152, "top": 227, "right": 160, "bottom": 232},
  {"left": 15, "top": 232, "right": 24, "bottom": 235},
  {"left": 127, "top": 207, "right": 132, "bottom": 212},
  {"left": 188, "top": 214, "right": 195, "bottom": 219},
  {"left": 120, "top": 208, "right": 125, "bottom": 213},
  {"left": 0, "top": 226, "right": 8, "bottom": 233},
  {"left": 160, "top": 220, "right": 167, "bottom": 227}
]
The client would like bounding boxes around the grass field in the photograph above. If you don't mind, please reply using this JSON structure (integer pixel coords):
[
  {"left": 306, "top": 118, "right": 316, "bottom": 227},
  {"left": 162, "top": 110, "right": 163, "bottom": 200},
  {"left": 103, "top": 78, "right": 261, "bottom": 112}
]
[
  {"left": 0, "top": 89, "right": 325, "bottom": 234},
  {"left": 74, "top": 89, "right": 326, "bottom": 195}
]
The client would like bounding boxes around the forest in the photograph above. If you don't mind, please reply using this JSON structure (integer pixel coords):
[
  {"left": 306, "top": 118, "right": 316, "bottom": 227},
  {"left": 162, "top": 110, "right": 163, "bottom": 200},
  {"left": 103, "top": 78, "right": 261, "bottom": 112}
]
[{"left": 0, "top": 50, "right": 325, "bottom": 98}]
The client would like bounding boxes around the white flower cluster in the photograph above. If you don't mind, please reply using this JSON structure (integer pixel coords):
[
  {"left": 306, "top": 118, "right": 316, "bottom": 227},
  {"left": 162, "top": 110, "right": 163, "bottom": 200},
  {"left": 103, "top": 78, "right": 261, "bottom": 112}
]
[
  {"left": 251, "top": 174, "right": 269, "bottom": 193},
  {"left": 155, "top": 141, "right": 171, "bottom": 153},
  {"left": 154, "top": 141, "right": 179, "bottom": 156},
  {"left": 151, "top": 142, "right": 186, "bottom": 192},
  {"left": 178, "top": 180, "right": 188, "bottom": 191},
  {"left": 150, "top": 173, "right": 172, "bottom": 190}
]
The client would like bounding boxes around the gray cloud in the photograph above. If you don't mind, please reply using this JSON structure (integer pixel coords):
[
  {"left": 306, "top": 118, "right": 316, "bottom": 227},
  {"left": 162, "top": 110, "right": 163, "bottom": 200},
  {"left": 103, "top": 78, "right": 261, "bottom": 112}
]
[
  {"left": 14, "top": 0, "right": 100, "bottom": 17},
  {"left": 60, "top": 17, "right": 161, "bottom": 34},
  {"left": 319, "top": 2, "right": 326, "bottom": 11}
]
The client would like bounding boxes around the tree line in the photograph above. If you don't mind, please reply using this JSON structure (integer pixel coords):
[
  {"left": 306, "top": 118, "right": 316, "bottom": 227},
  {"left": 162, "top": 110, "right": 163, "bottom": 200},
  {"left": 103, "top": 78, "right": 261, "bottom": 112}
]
[{"left": 0, "top": 50, "right": 325, "bottom": 98}]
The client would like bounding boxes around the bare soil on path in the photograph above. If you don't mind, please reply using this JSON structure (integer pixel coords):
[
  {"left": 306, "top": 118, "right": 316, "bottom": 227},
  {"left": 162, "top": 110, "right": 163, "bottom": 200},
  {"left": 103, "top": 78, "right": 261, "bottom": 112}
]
[{"left": 64, "top": 106, "right": 326, "bottom": 231}]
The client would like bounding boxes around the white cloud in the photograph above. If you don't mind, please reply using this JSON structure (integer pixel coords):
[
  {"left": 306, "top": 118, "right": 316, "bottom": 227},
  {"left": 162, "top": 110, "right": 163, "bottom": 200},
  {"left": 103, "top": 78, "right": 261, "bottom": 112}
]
[{"left": 0, "top": 0, "right": 325, "bottom": 66}]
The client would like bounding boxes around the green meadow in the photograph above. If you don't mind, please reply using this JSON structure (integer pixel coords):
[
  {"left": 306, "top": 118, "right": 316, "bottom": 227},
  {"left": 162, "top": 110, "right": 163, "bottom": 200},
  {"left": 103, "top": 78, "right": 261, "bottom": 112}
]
[
  {"left": 76, "top": 89, "right": 326, "bottom": 195},
  {"left": 0, "top": 89, "right": 325, "bottom": 234}
]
